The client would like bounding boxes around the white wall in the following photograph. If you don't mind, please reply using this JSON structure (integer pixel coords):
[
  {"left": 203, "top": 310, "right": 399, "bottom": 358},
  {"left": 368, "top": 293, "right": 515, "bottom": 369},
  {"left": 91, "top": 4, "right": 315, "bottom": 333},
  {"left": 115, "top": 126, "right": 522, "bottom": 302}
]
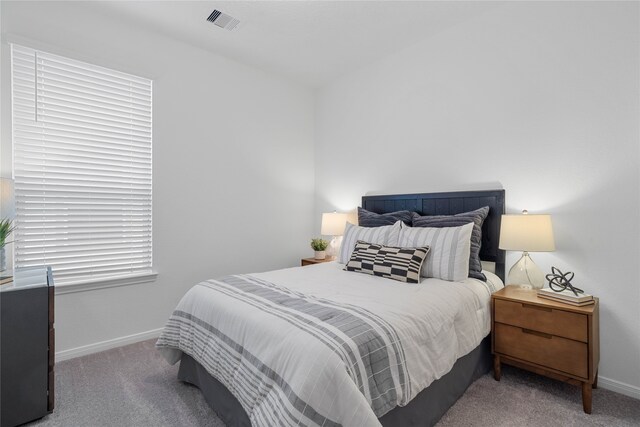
[
  {"left": 1, "top": 2, "right": 315, "bottom": 356},
  {"left": 2, "top": 0, "right": 639, "bottom": 399},
  {"left": 315, "top": 2, "right": 640, "bottom": 395}
]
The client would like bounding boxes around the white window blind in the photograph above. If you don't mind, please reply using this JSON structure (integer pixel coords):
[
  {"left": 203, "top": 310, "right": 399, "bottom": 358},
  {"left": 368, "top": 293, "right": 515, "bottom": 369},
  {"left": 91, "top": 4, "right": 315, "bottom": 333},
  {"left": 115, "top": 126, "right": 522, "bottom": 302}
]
[{"left": 11, "top": 44, "right": 153, "bottom": 285}]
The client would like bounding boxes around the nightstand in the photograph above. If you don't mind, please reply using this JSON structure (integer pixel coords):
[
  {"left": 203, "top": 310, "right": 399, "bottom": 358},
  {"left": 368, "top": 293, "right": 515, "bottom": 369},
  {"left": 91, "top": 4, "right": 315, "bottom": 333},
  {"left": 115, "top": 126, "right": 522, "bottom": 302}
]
[
  {"left": 301, "top": 257, "right": 335, "bottom": 266},
  {"left": 492, "top": 286, "right": 599, "bottom": 413}
]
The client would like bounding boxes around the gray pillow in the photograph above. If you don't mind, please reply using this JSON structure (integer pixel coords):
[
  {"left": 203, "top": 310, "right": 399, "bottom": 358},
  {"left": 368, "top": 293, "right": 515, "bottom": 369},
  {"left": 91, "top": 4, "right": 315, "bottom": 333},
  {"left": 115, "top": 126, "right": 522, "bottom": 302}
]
[
  {"left": 358, "top": 207, "right": 413, "bottom": 227},
  {"left": 411, "top": 206, "right": 490, "bottom": 281}
]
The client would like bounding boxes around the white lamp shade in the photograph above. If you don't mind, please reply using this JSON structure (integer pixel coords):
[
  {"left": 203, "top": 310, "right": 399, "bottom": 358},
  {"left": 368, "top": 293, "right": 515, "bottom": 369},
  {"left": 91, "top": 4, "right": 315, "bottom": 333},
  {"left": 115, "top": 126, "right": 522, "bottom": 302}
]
[
  {"left": 499, "top": 213, "right": 555, "bottom": 252},
  {"left": 0, "top": 178, "right": 15, "bottom": 219},
  {"left": 321, "top": 212, "right": 348, "bottom": 236}
]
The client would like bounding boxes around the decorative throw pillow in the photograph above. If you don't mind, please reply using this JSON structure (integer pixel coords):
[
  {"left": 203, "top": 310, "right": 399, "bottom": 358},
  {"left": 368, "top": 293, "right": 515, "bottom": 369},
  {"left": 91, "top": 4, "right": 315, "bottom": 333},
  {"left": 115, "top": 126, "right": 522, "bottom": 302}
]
[
  {"left": 411, "top": 206, "right": 490, "bottom": 281},
  {"left": 344, "top": 241, "right": 430, "bottom": 284},
  {"left": 483, "top": 270, "right": 505, "bottom": 294},
  {"left": 358, "top": 207, "right": 413, "bottom": 227},
  {"left": 339, "top": 221, "right": 402, "bottom": 264},
  {"left": 398, "top": 222, "right": 473, "bottom": 282}
]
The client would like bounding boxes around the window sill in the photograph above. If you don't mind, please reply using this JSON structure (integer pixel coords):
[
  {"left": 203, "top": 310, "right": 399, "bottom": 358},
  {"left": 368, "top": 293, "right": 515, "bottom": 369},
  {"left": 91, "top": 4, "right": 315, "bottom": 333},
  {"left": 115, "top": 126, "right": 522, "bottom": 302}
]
[{"left": 54, "top": 271, "right": 158, "bottom": 295}]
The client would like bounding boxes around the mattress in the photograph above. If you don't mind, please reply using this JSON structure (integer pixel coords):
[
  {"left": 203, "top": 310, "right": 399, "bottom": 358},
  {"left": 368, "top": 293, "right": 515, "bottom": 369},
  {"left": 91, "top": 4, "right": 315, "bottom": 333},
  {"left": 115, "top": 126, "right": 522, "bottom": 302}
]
[{"left": 157, "top": 262, "right": 502, "bottom": 427}]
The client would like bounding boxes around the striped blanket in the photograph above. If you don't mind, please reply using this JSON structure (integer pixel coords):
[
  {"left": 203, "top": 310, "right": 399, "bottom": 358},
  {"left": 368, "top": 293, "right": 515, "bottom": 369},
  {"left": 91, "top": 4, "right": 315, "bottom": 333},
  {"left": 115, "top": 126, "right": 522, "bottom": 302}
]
[
  {"left": 157, "top": 262, "right": 499, "bottom": 426},
  {"left": 157, "top": 274, "right": 410, "bottom": 426}
]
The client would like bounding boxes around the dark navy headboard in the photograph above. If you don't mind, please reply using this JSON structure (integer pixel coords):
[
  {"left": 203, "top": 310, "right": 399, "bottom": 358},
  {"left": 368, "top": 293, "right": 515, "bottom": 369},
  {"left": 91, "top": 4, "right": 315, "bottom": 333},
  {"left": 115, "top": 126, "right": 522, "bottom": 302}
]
[{"left": 361, "top": 190, "right": 506, "bottom": 282}]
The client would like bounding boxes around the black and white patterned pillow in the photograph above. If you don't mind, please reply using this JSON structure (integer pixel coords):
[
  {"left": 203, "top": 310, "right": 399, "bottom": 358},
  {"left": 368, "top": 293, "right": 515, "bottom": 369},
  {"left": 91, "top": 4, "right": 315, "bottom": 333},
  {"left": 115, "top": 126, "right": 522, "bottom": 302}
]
[
  {"left": 358, "top": 207, "right": 413, "bottom": 227},
  {"left": 344, "top": 240, "right": 430, "bottom": 283}
]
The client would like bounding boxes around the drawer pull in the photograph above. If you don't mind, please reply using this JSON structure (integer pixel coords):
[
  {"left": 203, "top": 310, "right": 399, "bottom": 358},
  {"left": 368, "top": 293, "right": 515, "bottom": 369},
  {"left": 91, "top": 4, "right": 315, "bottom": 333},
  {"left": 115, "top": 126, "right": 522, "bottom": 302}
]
[
  {"left": 522, "top": 303, "right": 552, "bottom": 312},
  {"left": 522, "top": 328, "right": 552, "bottom": 339}
]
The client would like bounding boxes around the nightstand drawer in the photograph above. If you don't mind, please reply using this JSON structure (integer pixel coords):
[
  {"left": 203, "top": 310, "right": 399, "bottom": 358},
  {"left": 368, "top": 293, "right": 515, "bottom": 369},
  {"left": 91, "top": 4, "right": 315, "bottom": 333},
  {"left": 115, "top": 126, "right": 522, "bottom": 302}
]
[
  {"left": 494, "top": 323, "right": 588, "bottom": 378},
  {"left": 494, "top": 299, "right": 588, "bottom": 342}
]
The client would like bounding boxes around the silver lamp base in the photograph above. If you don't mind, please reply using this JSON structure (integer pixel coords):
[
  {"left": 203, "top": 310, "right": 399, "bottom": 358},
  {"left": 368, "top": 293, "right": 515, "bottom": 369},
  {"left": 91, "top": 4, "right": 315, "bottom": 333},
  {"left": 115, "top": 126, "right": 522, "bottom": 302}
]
[{"left": 508, "top": 251, "right": 545, "bottom": 289}]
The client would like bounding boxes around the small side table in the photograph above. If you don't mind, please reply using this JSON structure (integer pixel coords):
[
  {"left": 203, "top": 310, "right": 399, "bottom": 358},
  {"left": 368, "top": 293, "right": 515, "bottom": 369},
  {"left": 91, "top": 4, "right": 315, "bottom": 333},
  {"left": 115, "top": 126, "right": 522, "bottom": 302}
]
[
  {"left": 301, "top": 257, "right": 336, "bottom": 266},
  {"left": 492, "top": 285, "right": 599, "bottom": 413}
]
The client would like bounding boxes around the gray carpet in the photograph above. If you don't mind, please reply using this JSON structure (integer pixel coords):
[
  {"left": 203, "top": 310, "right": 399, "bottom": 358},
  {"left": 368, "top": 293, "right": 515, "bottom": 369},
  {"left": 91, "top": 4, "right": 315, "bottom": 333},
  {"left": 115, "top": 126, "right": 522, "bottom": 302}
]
[
  {"left": 29, "top": 339, "right": 224, "bottom": 427},
  {"left": 29, "top": 339, "right": 640, "bottom": 427}
]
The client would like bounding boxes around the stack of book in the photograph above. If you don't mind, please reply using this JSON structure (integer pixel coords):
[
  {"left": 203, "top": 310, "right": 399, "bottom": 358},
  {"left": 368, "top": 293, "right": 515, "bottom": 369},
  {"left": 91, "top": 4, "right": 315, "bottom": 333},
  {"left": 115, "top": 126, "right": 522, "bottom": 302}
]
[{"left": 537, "top": 287, "right": 595, "bottom": 306}]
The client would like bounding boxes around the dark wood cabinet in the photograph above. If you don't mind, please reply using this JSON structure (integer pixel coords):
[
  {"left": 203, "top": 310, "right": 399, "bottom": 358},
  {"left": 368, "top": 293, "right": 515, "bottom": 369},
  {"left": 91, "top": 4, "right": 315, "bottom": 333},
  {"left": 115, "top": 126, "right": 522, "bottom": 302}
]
[{"left": 1, "top": 267, "right": 55, "bottom": 427}]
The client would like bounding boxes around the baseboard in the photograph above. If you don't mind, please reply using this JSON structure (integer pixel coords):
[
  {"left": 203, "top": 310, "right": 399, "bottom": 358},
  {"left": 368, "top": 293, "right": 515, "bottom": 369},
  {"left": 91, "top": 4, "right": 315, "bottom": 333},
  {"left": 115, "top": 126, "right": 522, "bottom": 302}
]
[
  {"left": 599, "top": 376, "right": 640, "bottom": 400},
  {"left": 55, "top": 327, "right": 163, "bottom": 362}
]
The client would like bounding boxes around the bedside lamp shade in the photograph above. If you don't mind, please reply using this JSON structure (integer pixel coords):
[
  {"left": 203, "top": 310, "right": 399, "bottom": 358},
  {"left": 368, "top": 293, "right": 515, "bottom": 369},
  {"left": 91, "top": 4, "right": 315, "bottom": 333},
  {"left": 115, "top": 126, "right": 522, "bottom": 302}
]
[
  {"left": 0, "top": 178, "right": 15, "bottom": 219},
  {"left": 321, "top": 212, "right": 348, "bottom": 236},
  {"left": 499, "top": 213, "right": 555, "bottom": 252},
  {"left": 499, "top": 211, "right": 555, "bottom": 289}
]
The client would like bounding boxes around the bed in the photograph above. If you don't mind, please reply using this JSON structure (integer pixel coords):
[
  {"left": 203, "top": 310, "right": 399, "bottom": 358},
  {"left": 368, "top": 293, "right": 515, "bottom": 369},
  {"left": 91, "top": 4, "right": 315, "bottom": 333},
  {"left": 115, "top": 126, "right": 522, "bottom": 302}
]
[{"left": 157, "top": 190, "right": 506, "bottom": 427}]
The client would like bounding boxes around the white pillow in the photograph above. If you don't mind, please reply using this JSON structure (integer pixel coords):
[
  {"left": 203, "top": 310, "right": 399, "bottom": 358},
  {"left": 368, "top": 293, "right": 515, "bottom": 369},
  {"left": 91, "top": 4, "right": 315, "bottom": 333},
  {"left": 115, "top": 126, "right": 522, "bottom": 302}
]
[
  {"left": 339, "top": 221, "right": 402, "bottom": 264},
  {"left": 483, "top": 270, "right": 505, "bottom": 293},
  {"left": 397, "top": 222, "right": 473, "bottom": 282}
]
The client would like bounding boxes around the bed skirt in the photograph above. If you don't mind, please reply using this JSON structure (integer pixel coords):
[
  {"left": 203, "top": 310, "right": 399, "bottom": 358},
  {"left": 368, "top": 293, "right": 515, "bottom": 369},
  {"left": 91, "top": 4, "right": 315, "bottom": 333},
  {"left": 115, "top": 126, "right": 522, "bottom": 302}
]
[{"left": 177, "top": 336, "right": 491, "bottom": 427}]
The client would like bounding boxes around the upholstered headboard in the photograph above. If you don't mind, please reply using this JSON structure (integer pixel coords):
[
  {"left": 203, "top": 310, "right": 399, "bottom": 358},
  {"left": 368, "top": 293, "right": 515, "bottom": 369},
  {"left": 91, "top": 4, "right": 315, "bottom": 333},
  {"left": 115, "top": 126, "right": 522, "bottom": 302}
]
[{"left": 361, "top": 190, "right": 506, "bottom": 282}]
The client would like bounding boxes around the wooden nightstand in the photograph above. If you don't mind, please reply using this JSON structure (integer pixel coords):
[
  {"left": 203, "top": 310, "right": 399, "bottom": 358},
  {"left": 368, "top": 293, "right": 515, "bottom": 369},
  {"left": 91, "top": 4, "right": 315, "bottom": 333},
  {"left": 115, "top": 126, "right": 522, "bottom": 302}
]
[
  {"left": 492, "top": 285, "right": 599, "bottom": 414},
  {"left": 301, "top": 257, "right": 335, "bottom": 266}
]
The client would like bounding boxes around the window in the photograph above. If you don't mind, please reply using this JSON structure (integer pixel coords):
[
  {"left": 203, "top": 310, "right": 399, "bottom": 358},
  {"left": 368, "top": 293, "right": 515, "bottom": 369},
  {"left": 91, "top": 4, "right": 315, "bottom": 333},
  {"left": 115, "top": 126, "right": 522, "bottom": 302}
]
[{"left": 11, "top": 44, "right": 153, "bottom": 285}]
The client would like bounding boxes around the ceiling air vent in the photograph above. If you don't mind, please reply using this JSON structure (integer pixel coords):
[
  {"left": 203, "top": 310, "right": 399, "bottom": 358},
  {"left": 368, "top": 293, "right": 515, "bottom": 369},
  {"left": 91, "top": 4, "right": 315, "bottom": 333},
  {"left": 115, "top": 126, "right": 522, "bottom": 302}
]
[{"left": 207, "top": 9, "right": 240, "bottom": 31}]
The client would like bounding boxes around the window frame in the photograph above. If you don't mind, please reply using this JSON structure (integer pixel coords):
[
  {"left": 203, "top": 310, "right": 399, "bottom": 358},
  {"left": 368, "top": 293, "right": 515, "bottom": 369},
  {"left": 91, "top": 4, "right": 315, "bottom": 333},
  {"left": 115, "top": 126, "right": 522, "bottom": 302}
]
[{"left": 10, "top": 43, "right": 155, "bottom": 292}]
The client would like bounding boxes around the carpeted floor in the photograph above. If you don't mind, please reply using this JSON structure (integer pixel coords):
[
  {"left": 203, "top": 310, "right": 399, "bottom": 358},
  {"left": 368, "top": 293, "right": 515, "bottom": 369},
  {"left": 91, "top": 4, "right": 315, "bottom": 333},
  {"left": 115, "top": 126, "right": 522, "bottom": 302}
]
[{"left": 29, "top": 339, "right": 640, "bottom": 427}]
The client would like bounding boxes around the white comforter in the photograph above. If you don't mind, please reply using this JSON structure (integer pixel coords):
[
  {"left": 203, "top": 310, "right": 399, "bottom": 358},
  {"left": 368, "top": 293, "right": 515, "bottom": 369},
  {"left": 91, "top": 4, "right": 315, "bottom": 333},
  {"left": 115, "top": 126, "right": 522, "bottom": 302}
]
[{"left": 157, "top": 262, "right": 502, "bottom": 427}]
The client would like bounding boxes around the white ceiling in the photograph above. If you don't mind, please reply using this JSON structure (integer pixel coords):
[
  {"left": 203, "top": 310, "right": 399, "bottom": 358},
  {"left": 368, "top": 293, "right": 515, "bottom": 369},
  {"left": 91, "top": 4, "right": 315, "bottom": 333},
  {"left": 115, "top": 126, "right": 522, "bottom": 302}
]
[{"left": 87, "top": 1, "right": 503, "bottom": 88}]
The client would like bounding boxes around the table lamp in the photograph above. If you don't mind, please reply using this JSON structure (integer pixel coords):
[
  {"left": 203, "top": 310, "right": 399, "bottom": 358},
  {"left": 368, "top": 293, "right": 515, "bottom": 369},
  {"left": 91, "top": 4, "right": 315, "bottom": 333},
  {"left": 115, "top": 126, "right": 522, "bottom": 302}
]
[
  {"left": 499, "top": 210, "right": 555, "bottom": 289},
  {"left": 321, "top": 212, "right": 348, "bottom": 258}
]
